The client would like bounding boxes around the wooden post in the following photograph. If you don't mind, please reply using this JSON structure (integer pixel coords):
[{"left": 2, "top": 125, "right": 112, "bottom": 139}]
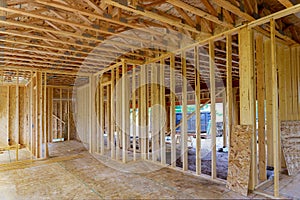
[
  {"left": 132, "top": 67, "right": 137, "bottom": 161},
  {"left": 59, "top": 88, "right": 62, "bottom": 139},
  {"left": 151, "top": 63, "right": 158, "bottom": 162},
  {"left": 99, "top": 76, "right": 105, "bottom": 155},
  {"left": 195, "top": 46, "right": 201, "bottom": 175},
  {"left": 44, "top": 72, "right": 48, "bottom": 158},
  {"left": 121, "top": 60, "right": 128, "bottom": 163},
  {"left": 256, "top": 34, "right": 267, "bottom": 181},
  {"left": 238, "top": 27, "right": 257, "bottom": 190},
  {"left": 209, "top": 40, "right": 217, "bottom": 179},
  {"left": 181, "top": 51, "right": 188, "bottom": 171},
  {"left": 7, "top": 85, "right": 9, "bottom": 146},
  {"left": 222, "top": 91, "right": 227, "bottom": 148},
  {"left": 116, "top": 66, "right": 120, "bottom": 160},
  {"left": 67, "top": 89, "right": 70, "bottom": 141},
  {"left": 160, "top": 59, "right": 166, "bottom": 165},
  {"left": 39, "top": 72, "right": 43, "bottom": 158},
  {"left": 29, "top": 71, "right": 33, "bottom": 154},
  {"left": 89, "top": 74, "right": 97, "bottom": 153},
  {"left": 271, "top": 18, "right": 279, "bottom": 198},
  {"left": 141, "top": 64, "right": 147, "bottom": 160},
  {"left": 111, "top": 69, "right": 116, "bottom": 159},
  {"left": 226, "top": 34, "right": 233, "bottom": 152},
  {"left": 265, "top": 39, "right": 274, "bottom": 167},
  {"left": 16, "top": 70, "right": 19, "bottom": 161},
  {"left": 107, "top": 85, "right": 111, "bottom": 150},
  {"left": 49, "top": 88, "right": 53, "bottom": 143},
  {"left": 170, "top": 54, "right": 176, "bottom": 167}
]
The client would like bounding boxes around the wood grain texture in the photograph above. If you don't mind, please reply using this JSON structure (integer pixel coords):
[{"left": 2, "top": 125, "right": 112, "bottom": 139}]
[
  {"left": 226, "top": 125, "right": 253, "bottom": 196},
  {"left": 281, "top": 121, "right": 300, "bottom": 176}
]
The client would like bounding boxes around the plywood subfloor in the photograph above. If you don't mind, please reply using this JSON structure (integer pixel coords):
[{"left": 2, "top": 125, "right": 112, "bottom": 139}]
[
  {"left": 0, "top": 148, "right": 32, "bottom": 164},
  {"left": 256, "top": 170, "right": 300, "bottom": 199},
  {"left": 0, "top": 140, "right": 265, "bottom": 199}
]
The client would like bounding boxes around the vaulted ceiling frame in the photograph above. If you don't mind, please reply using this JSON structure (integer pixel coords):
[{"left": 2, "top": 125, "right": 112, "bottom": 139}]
[
  {"left": 211, "top": 0, "right": 298, "bottom": 44},
  {"left": 0, "top": 37, "right": 139, "bottom": 63},
  {"left": 1, "top": 52, "right": 97, "bottom": 68},
  {"left": 34, "top": 0, "right": 164, "bottom": 37},
  {"left": 0, "top": 19, "right": 160, "bottom": 59},
  {"left": 0, "top": 28, "right": 149, "bottom": 56},
  {"left": 0, "top": 44, "right": 117, "bottom": 69},
  {"left": 0, "top": 6, "right": 171, "bottom": 51}
]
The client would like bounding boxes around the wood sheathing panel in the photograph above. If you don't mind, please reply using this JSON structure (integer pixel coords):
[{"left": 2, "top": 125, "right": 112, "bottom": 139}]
[
  {"left": 0, "top": 86, "right": 8, "bottom": 146},
  {"left": 226, "top": 125, "right": 253, "bottom": 196},
  {"left": 281, "top": 121, "right": 300, "bottom": 176}
]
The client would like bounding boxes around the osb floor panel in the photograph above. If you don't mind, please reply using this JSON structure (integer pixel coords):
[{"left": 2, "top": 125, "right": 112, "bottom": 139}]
[
  {"left": 0, "top": 141, "right": 269, "bottom": 199},
  {"left": 0, "top": 148, "right": 32, "bottom": 164},
  {"left": 257, "top": 171, "right": 300, "bottom": 199}
]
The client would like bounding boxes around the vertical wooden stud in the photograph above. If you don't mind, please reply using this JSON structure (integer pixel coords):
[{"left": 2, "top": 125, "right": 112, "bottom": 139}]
[
  {"left": 256, "top": 34, "right": 267, "bottom": 181},
  {"left": 271, "top": 18, "right": 279, "bottom": 198},
  {"left": 111, "top": 69, "right": 116, "bottom": 159},
  {"left": 181, "top": 51, "right": 188, "bottom": 171},
  {"left": 209, "top": 40, "right": 217, "bottom": 179},
  {"left": 160, "top": 59, "right": 166, "bottom": 165},
  {"left": 16, "top": 70, "right": 19, "bottom": 161},
  {"left": 170, "top": 54, "right": 176, "bottom": 167},
  {"left": 132, "top": 67, "right": 137, "bottom": 161},
  {"left": 239, "top": 27, "right": 257, "bottom": 190},
  {"left": 226, "top": 34, "right": 233, "bottom": 153},
  {"left": 195, "top": 46, "right": 201, "bottom": 175}
]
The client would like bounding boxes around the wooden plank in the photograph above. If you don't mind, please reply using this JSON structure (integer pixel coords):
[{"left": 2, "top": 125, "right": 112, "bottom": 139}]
[
  {"left": 222, "top": 91, "right": 227, "bottom": 148},
  {"left": 195, "top": 46, "right": 201, "bottom": 175},
  {"left": 67, "top": 89, "right": 70, "bottom": 141},
  {"left": 160, "top": 59, "right": 166, "bottom": 165},
  {"left": 277, "top": 0, "right": 293, "bottom": 8},
  {"left": 238, "top": 27, "right": 256, "bottom": 190},
  {"left": 116, "top": 66, "right": 120, "bottom": 160},
  {"left": 270, "top": 18, "right": 280, "bottom": 198},
  {"left": 151, "top": 63, "right": 159, "bottom": 162},
  {"left": 226, "top": 34, "right": 233, "bottom": 153},
  {"left": 226, "top": 125, "right": 253, "bottom": 196},
  {"left": 44, "top": 72, "right": 48, "bottom": 158},
  {"left": 285, "top": 47, "right": 293, "bottom": 120},
  {"left": 89, "top": 75, "right": 97, "bottom": 153},
  {"left": 166, "top": 0, "right": 233, "bottom": 27},
  {"left": 50, "top": 88, "right": 53, "bottom": 143},
  {"left": 264, "top": 39, "right": 274, "bottom": 167},
  {"left": 291, "top": 47, "right": 298, "bottom": 120},
  {"left": 105, "top": 0, "right": 205, "bottom": 33},
  {"left": 107, "top": 85, "right": 111, "bottom": 150},
  {"left": 141, "top": 64, "right": 147, "bottom": 160},
  {"left": 96, "top": 79, "right": 100, "bottom": 153},
  {"left": 209, "top": 40, "right": 217, "bottom": 179},
  {"left": 256, "top": 34, "right": 267, "bottom": 181},
  {"left": 181, "top": 51, "right": 188, "bottom": 171},
  {"left": 170, "top": 54, "right": 176, "bottom": 167},
  {"left": 99, "top": 76, "right": 105, "bottom": 155},
  {"left": 29, "top": 71, "right": 33, "bottom": 155},
  {"left": 16, "top": 70, "right": 19, "bottom": 161},
  {"left": 111, "top": 69, "right": 116, "bottom": 159},
  {"left": 132, "top": 67, "right": 137, "bottom": 161},
  {"left": 121, "top": 60, "right": 128, "bottom": 163},
  {"left": 59, "top": 89, "right": 62, "bottom": 139}
]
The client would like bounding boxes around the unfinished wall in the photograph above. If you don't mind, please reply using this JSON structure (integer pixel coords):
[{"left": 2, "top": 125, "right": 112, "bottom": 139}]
[
  {"left": 0, "top": 85, "right": 26, "bottom": 147},
  {"left": 75, "top": 84, "right": 90, "bottom": 147},
  {"left": 0, "top": 86, "right": 8, "bottom": 146}
]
